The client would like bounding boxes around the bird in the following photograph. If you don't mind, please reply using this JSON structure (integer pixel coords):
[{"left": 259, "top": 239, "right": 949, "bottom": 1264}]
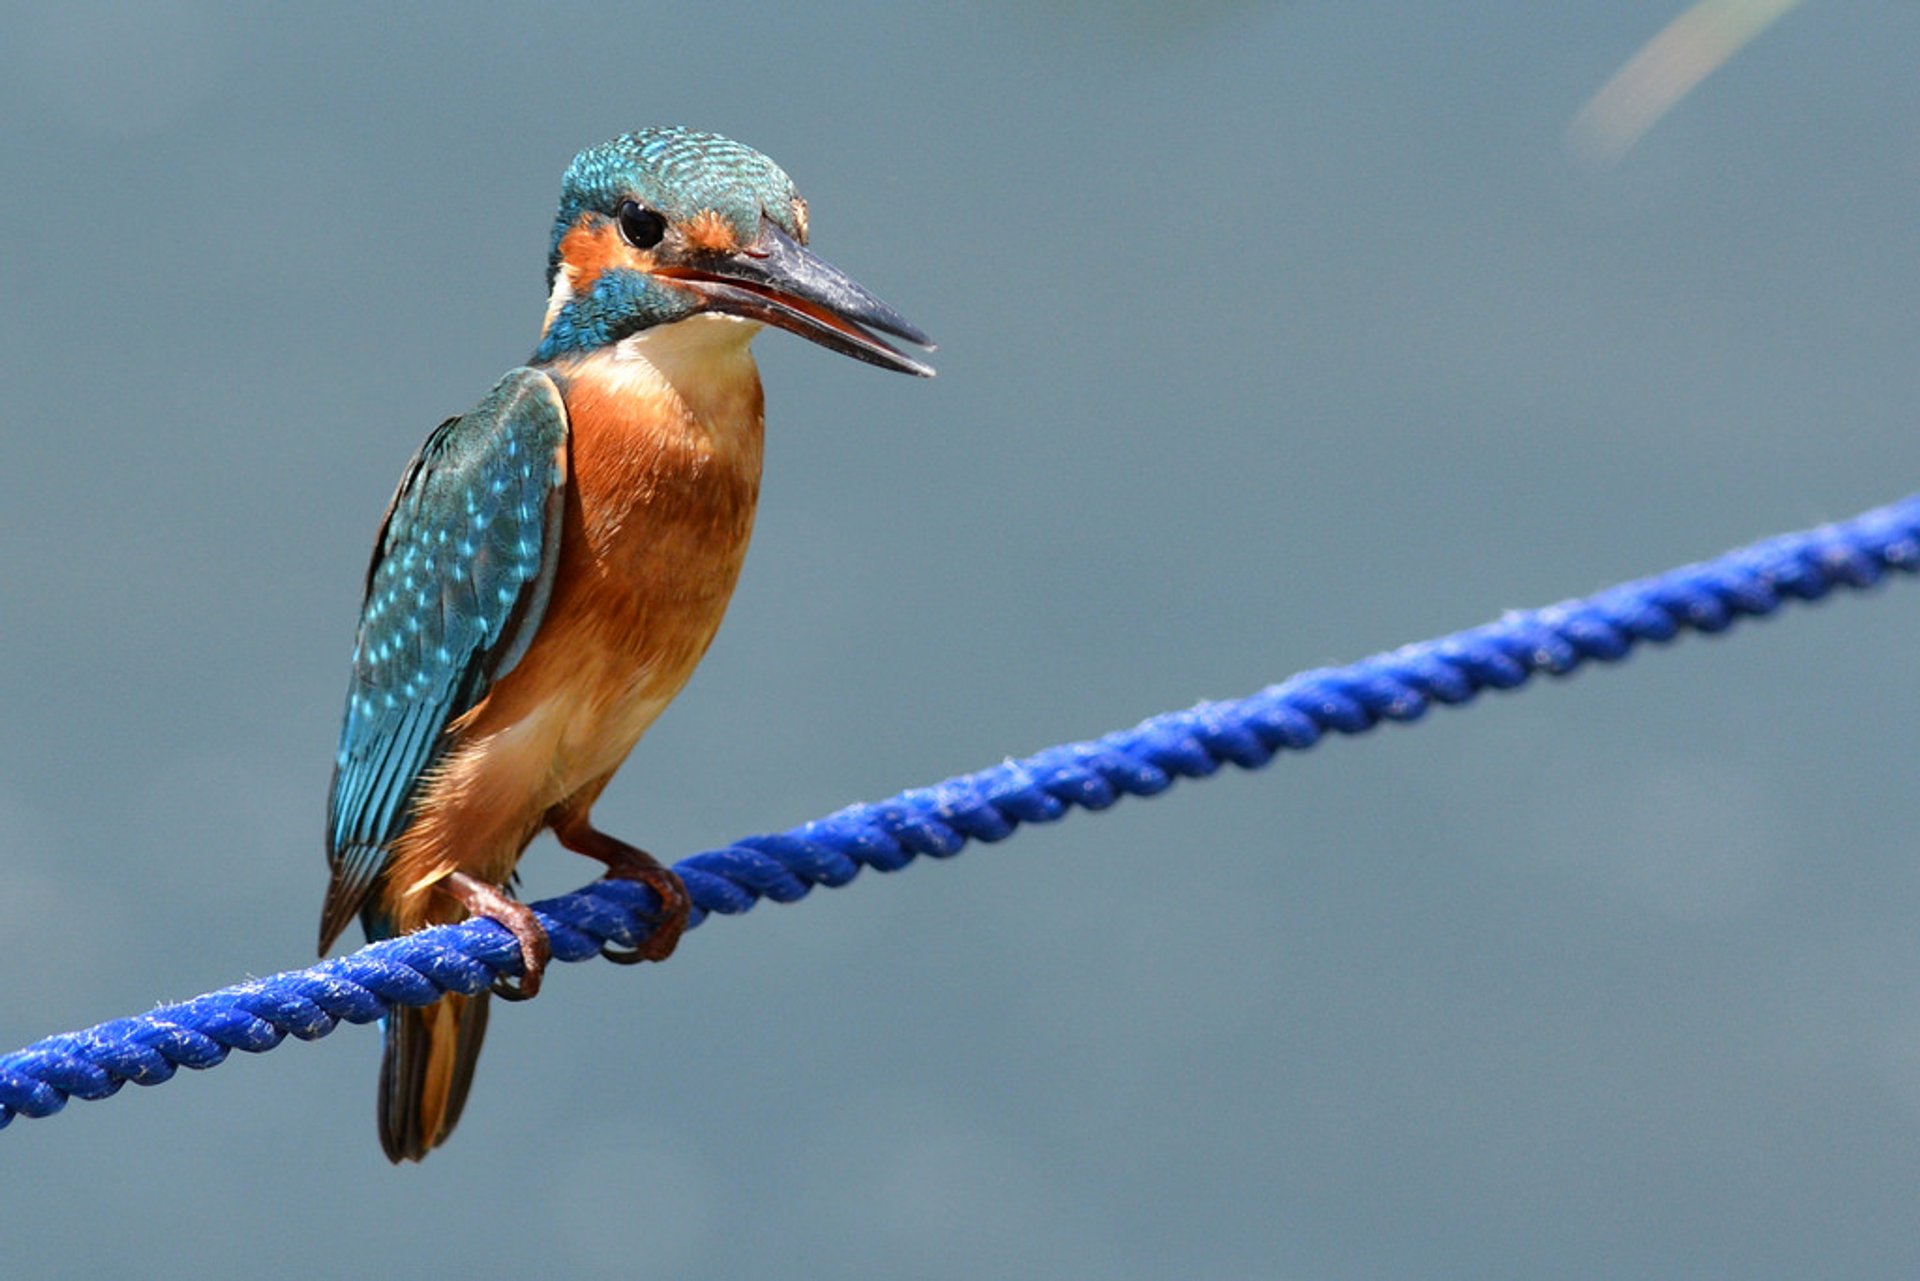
[{"left": 318, "top": 127, "right": 933, "bottom": 1162}]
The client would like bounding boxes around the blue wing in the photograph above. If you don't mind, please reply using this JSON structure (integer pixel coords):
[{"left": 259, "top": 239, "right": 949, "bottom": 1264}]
[{"left": 320, "top": 367, "right": 570, "bottom": 951}]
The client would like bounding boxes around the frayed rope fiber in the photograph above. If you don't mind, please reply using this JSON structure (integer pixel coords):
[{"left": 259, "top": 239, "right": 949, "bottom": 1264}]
[{"left": 5, "top": 491, "right": 1918, "bottom": 1128}]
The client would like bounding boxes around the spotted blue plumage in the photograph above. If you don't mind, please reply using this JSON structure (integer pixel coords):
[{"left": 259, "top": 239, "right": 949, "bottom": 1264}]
[{"left": 321, "top": 367, "right": 569, "bottom": 950}]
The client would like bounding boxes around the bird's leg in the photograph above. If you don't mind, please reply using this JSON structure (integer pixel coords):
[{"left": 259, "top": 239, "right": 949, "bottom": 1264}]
[
  {"left": 441, "top": 870, "right": 551, "bottom": 1001},
  {"left": 553, "top": 822, "right": 689, "bottom": 965}
]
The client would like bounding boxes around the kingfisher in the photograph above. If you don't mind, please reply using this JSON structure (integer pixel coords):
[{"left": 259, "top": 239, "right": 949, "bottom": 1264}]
[{"left": 318, "top": 127, "right": 933, "bottom": 1162}]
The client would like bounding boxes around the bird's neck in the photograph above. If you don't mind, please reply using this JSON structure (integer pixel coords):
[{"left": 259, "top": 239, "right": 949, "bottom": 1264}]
[
  {"left": 544, "top": 315, "right": 766, "bottom": 559},
  {"left": 553, "top": 314, "right": 765, "bottom": 441}
]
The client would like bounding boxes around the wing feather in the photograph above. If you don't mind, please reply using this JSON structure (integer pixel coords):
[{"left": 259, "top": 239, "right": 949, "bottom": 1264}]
[{"left": 319, "top": 367, "right": 569, "bottom": 951}]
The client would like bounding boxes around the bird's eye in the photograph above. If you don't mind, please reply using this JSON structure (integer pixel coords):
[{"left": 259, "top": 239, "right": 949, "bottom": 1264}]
[{"left": 617, "top": 200, "right": 667, "bottom": 250}]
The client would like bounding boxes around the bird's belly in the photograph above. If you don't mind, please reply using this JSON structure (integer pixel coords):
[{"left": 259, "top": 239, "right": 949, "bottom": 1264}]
[
  {"left": 475, "top": 534, "right": 747, "bottom": 800},
  {"left": 534, "top": 645, "right": 694, "bottom": 799}
]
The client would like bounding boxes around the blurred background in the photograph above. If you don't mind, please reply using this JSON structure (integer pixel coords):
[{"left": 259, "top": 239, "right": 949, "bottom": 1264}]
[{"left": 4, "top": 2, "right": 1919, "bottom": 1276}]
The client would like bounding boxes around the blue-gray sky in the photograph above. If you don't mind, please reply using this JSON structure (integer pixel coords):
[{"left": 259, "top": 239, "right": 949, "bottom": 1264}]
[{"left": 4, "top": 4, "right": 1920, "bottom": 1277}]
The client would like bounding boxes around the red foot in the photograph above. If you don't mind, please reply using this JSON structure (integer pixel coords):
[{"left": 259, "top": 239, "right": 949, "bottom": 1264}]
[
  {"left": 555, "top": 827, "right": 690, "bottom": 964},
  {"left": 443, "top": 870, "right": 552, "bottom": 1000}
]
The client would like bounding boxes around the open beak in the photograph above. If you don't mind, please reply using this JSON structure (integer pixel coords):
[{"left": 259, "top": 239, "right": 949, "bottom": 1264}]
[{"left": 656, "top": 218, "right": 936, "bottom": 377}]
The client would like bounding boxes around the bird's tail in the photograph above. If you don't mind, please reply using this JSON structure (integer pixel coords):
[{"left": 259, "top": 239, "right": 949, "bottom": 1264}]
[{"left": 378, "top": 990, "right": 490, "bottom": 1162}]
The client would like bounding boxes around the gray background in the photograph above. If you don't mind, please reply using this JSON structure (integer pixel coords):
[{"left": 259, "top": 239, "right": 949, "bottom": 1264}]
[{"left": 4, "top": 3, "right": 1919, "bottom": 1277}]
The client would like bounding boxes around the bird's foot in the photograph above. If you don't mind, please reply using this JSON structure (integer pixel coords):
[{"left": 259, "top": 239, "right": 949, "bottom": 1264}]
[
  {"left": 443, "top": 870, "right": 552, "bottom": 1000},
  {"left": 558, "top": 829, "right": 690, "bottom": 964}
]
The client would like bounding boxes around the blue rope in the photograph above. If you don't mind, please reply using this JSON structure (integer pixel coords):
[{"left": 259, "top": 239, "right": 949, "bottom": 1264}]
[{"left": 5, "top": 492, "right": 1918, "bottom": 1130}]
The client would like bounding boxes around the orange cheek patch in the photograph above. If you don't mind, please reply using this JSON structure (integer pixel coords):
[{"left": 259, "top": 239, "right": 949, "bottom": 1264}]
[
  {"left": 558, "top": 218, "right": 649, "bottom": 293},
  {"left": 682, "top": 209, "right": 740, "bottom": 254}
]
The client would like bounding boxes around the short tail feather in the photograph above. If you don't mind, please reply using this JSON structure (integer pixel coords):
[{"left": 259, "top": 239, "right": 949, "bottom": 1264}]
[{"left": 378, "top": 990, "right": 491, "bottom": 1162}]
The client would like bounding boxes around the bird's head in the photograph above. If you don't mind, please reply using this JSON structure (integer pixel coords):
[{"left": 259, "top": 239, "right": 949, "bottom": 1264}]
[{"left": 534, "top": 127, "right": 933, "bottom": 375}]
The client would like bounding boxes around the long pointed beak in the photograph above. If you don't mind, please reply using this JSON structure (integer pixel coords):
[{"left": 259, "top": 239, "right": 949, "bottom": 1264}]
[{"left": 656, "top": 219, "right": 936, "bottom": 377}]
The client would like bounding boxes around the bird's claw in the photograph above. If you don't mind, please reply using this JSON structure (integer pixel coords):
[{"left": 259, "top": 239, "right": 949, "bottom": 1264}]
[
  {"left": 488, "top": 926, "right": 549, "bottom": 999},
  {"left": 443, "top": 869, "right": 552, "bottom": 1001},
  {"left": 554, "top": 830, "right": 691, "bottom": 965},
  {"left": 490, "top": 970, "right": 542, "bottom": 1001},
  {"left": 599, "top": 852, "right": 690, "bottom": 964}
]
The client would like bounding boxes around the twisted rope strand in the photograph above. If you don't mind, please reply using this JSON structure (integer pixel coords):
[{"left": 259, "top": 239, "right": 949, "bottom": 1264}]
[{"left": 4, "top": 492, "right": 1917, "bottom": 1129}]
